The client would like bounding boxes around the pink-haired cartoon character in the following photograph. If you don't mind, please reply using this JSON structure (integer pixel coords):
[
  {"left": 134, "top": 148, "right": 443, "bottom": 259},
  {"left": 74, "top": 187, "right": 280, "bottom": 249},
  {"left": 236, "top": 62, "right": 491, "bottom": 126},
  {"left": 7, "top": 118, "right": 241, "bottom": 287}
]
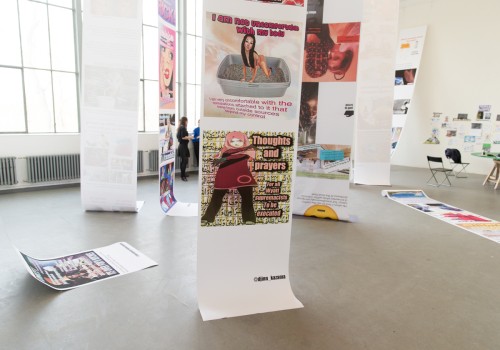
[{"left": 201, "top": 131, "right": 257, "bottom": 225}]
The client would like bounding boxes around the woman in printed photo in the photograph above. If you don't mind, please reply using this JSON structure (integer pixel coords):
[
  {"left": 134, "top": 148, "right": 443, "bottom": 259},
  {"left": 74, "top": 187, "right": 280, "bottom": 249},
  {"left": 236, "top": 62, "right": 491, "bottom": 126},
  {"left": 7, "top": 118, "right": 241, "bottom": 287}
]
[{"left": 240, "top": 34, "right": 273, "bottom": 83}]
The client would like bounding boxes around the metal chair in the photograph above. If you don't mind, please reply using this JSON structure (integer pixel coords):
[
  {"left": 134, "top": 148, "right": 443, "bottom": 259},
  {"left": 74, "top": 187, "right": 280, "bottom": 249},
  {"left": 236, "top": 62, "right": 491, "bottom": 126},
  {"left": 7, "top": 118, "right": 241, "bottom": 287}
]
[
  {"left": 427, "top": 156, "right": 453, "bottom": 187},
  {"left": 444, "top": 148, "right": 469, "bottom": 178}
]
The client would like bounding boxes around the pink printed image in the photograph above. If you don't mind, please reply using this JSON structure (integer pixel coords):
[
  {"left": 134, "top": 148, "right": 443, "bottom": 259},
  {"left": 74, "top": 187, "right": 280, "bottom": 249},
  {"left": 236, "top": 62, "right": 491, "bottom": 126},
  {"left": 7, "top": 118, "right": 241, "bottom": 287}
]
[
  {"left": 159, "top": 25, "right": 176, "bottom": 110},
  {"left": 303, "top": 22, "right": 361, "bottom": 82}
]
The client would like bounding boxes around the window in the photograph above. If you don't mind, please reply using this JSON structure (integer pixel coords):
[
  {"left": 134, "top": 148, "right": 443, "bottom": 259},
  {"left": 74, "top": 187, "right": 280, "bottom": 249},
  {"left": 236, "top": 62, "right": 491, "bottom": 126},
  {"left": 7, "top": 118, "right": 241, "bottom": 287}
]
[
  {"left": 0, "top": 0, "right": 78, "bottom": 133},
  {"left": 0, "top": 0, "right": 204, "bottom": 135},
  {"left": 182, "top": 0, "right": 203, "bottom": 132},
  {"left": 140, "top": 0, "right": 160, "bottom": 132}
]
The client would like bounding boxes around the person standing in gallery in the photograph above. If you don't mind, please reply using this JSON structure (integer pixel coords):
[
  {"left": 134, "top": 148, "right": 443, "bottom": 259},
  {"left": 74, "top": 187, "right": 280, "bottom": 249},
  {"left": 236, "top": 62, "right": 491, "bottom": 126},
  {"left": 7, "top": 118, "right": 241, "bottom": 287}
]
[
  {"left": 192, "top": 119, "right": 200, "bottom": 166},
  {"left": 177, "top": 116, "right": 193, "bottom": 181}
]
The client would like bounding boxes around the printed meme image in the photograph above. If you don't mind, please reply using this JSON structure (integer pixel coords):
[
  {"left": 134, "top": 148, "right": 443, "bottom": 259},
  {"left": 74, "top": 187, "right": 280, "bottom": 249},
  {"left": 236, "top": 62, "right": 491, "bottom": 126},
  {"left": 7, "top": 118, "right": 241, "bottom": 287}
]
[
  {"left": 296, "top": 144, "right": 351, "bottom": 180},
  {"left": 303, "top": 22, "right": 360, "bottom": 82},
  {"left": 160, "top": 162, "right": 175, "bottom": 211},
  {"left": 203, "top": 12, "right": 303, "bottom": 119},
  {"left": 160, "top": 113, "right": 176, "bottom": 161},
  {"left": 159, "top": 24, "right": 176, "bottom": 110},
  {"left": 303, "top": 0, "right": 360, "bottom": 82},
  {"left": 200, "top": 130, "right": 294, "bottom": 227}
]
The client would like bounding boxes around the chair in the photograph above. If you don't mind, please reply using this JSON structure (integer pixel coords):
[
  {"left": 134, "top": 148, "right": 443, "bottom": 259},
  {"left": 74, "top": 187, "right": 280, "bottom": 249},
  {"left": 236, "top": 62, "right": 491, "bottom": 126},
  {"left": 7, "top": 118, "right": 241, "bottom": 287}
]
[
  {"left": 427, "top": 156, "right": 453, "bottom": 187},
  {"left": 444, "top": 148, "right": 469, "bottom": 178}
]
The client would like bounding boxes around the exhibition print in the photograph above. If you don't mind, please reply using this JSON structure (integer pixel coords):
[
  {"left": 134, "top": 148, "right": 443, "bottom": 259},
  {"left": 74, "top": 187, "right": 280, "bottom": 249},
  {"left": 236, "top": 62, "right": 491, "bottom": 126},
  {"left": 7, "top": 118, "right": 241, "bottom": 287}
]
[
  {"left": 203, "top": 11, "right": 303, "bottom": 120},
  {"left": 201, "top": 130, "right": 293, "bottom": 227},
  {"left": 199, "top": 0, "right": 305, "bottom": 321},
  {"left": 158, "top": 0, "right": 180, "bottom": 214},
  {"left": 159, "top": 114, "right": 176, "bottom": 213},
  {"left": 18, "top": 242, "right": 157, "bottom": 291},
  {"left": 159, "top": 0, "right": 176, "bottom": 26},
  {"left": 303, "top": 22, "right": 361, "bottom": 82},
  {"left": 293, "top": 81, "right": 356, "bottom": 221},
  {"left": 383, "top": 190, "right": 500, "bottom": 244},
  {"left": 159, "top": 24, "right": 176, "bottom": 110},
  {"left": 80, "top": 0, "right": 142, "bottom": 212},
  {"left": 391, "top": 26, "right": 427, "bottom": 155}
]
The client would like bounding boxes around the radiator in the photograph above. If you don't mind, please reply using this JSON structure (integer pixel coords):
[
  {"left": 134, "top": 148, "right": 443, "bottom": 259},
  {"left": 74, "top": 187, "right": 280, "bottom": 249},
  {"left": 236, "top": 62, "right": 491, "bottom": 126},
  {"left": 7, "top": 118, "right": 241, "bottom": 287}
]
[
  {"left": 0, "top": 157, "right": 17, "bottom": 186},
  {"left": 26, "top": 154, "right": 80, "bottom": 183},
  {"left": 137, "top": 150, "right": 144, "bottom": 173},
  {"left": 149, "top": 150, "right": 159, "bottom": 171}
]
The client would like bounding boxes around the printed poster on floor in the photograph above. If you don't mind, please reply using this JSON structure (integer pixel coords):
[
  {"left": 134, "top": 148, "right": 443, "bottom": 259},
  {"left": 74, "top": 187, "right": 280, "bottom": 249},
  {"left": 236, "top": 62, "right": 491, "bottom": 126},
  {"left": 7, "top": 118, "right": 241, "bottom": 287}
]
[
  {"left": 382, "top": 190, "right": 500, "bottom": 243},
  {"left": 18, "top": 242, "right": 157, "bottom": 291},
  {"left": 198, "top": 0, "right": 305, "bottom": 320},
  {"left": 158, "top": 0, "right": 177, "bottom": 213},
  {"left": 292, "top": 0, "right": 362, "bottom": 221}
]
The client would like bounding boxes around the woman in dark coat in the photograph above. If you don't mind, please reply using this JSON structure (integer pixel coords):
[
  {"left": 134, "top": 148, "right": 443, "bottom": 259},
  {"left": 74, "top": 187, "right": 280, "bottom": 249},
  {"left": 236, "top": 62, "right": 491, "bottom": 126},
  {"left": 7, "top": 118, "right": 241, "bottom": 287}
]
[{"left": 177, "top": 116, "right": 193, "bottom": 181}]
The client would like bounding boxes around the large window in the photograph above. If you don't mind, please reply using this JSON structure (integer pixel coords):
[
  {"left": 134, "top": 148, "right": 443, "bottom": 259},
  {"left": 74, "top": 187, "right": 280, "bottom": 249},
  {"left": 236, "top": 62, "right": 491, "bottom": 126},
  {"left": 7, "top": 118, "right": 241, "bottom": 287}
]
[
  {"left": 181, "top": 0, "right": 203, "bottom": 131},
  {"left": 140, "top": 0, "right": 160, "bottom": 132},
  {"left": 0, "top": 0, "right": 203, "bottom": 134},
  {"left": 0, "top": 0, "right": 78, "bottom": 133}
]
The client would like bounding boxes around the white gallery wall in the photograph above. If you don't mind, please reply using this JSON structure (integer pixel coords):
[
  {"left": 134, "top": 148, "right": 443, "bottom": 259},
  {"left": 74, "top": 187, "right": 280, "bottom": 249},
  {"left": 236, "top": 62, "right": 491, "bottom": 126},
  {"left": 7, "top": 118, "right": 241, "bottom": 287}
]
[{"left": 393, "top": 0, "right": 500, "bottom": 175}]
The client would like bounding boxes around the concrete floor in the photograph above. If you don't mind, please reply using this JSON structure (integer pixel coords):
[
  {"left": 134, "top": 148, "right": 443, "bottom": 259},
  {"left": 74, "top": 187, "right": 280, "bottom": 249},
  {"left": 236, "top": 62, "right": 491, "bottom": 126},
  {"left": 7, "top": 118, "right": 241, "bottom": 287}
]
[{"left": 0, "top": 165, "right": 499, "bottom": 350}]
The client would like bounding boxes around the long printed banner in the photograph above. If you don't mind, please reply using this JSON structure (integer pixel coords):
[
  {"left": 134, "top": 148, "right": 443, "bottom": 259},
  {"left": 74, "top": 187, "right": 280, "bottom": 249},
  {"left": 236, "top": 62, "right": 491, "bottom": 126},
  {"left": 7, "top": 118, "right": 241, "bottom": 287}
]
[
  {"left": 80, "top": 0, "right": 142, "bottom": 212},
  {"left": 383, "top": 190, "right": 500, "bottom": 243},
  {"left": 198, "top": 0, "right": 305, "bottom": 320},
  {"left": 158, "top": 0, "right": 177, "bottom": 213},
  {"left": 352, "top": 0, "right": 399, "bottom": 186},
  {"left": 391, "top": 27, "right": 427, "bottom": 154},
  {"left": 292, "top": 0, "right": 362, "bottom": 220}
]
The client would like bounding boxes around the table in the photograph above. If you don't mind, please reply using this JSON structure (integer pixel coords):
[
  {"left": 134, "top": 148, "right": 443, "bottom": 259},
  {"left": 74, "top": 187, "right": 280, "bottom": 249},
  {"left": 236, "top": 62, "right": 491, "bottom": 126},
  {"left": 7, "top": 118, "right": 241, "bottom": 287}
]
[{"left": 471, "top": 152, "right": 500, "bottom": 189}]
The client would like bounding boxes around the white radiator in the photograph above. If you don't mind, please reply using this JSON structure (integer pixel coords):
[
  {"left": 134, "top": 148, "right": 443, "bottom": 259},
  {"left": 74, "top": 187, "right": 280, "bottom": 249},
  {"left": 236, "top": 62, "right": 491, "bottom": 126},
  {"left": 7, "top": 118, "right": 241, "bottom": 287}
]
[
  {"left": 26, "top": 154, "right": 80, "bottom": 183},
  {"left": 0, "top": 157, "right": 17, "bottom": 185}
]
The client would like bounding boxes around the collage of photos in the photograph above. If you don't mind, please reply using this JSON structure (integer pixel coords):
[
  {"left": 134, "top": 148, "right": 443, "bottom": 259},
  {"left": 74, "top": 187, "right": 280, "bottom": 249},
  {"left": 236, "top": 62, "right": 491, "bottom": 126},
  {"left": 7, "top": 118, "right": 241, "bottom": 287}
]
[
  {"left": 200, "top": 130, "right": 294, "bottom": 227},
  {"left": 384, "top": 190, "right": 500, "bottom": 243},
  {"left": 159, "top": 114, "right": 176, "bottom": 212},
  {"left": 391, "top": 27, "right": 426, "bottom": 156},
  {"left": 203, "top": 11, "right": 303, "bottom": 119},
  {"left": 423, "top": 104, "right": 499, "bottom": 153}
]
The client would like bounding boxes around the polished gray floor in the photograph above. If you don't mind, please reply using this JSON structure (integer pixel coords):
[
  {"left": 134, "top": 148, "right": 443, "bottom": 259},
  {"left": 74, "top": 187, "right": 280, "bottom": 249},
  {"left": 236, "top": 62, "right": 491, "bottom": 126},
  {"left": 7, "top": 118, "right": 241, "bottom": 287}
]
[{"left": 0, "top": 166, "right": 499, "bottom": 350}]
